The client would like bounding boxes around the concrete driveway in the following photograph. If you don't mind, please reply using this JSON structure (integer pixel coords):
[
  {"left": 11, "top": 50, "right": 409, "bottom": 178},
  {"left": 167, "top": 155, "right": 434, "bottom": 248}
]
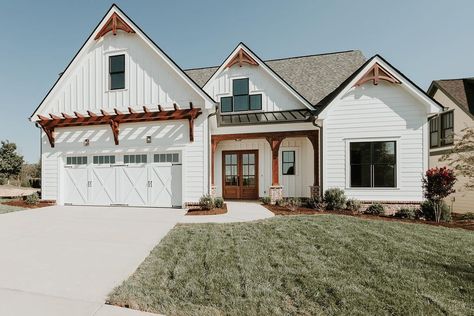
[{"left": 0, "top": 205, "right": 185, "bottom": 315}]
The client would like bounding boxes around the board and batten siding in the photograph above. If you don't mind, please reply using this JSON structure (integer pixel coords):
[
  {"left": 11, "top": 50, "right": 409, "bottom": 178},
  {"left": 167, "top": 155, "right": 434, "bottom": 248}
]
[
  {"left": 38, "top": 33, "right": 206, "bottom": 116},
  {"left": 41, "top": 116, "right": 208, "bottom": 205},
  {"left": 323, "top": 82, "right": 428, "bottom": 202},
  {"left": 204, "top": 64, "right": 307, "bottom": 112}
]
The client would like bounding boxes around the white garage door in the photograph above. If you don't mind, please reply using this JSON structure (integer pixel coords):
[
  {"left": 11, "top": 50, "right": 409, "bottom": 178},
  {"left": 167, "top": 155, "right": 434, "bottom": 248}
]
[{"left": 63, "top": 154, "right": 182, "bottom": 207}]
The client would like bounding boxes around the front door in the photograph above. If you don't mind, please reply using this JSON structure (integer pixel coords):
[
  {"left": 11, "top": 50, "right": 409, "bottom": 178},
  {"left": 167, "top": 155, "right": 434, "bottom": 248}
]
[{"left": 222, "top": 150, "right": 258, "bottom": 199}]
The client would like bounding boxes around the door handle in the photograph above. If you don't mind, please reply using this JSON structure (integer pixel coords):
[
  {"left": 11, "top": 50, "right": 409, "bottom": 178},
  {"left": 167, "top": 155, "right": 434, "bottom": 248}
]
[{"left": 147, "top": 180, "right": 153, "bottom": 187}]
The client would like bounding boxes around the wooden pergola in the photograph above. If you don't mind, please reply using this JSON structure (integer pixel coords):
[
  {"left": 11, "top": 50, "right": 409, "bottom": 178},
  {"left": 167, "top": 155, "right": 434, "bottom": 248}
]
[
  {"left": 211, "top": 130, "right": 319, "bottom": 188},
  {"left": 37, "top": 103, "right": 201, "bottom": 147}
]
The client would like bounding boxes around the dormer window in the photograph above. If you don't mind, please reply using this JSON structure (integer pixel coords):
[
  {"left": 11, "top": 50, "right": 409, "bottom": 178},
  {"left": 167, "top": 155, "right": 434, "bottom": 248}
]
[
  {"left": 109, "top": 54, "right": 125, "bottom": 90},
  {"left": 220, "top": 78, "right": 262, "bottom": 112}
]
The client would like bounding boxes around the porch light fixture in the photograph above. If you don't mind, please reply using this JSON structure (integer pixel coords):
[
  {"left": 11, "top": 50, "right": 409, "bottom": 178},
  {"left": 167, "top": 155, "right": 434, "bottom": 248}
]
[
  {"left": 84, "top": 139, "right": 90, "bottom": 146},
  {"left": 146, "top": 136, "right": 152, "bottom": 143}
]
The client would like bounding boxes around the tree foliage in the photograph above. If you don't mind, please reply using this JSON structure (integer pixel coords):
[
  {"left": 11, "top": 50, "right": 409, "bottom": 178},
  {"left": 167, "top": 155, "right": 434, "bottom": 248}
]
[
  {"left": 422, "top": 167, "right": 456, "bottom": 222},
  {"left": 0, "top": 140, "right": 24, "bottom": 183},
  {"left": 441, "top": 126, "right": 474, "bottom": 189}
]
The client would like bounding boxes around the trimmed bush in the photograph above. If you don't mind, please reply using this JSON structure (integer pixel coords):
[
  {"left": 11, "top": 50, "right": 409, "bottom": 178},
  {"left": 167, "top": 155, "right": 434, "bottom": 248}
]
[
  {"left": 25, "top": 192, "right": 40, "bottom": 205},
  {"left": 394, "top": 208, "right": 417, "bottom": 220},
  {"left": 260, "top": 197, "right": 271, "bottom": 205},
  {"left": 324, "top": 188, "right": 346, "bottom": 210},
  {"left": 461, "top": 212, "right": 474, "bottom": 220},
  {"left": 286, "top": 198, "right": 302, "bottom": 212},
  {"left": 420, "top": 200, "right": 451, "bottom": 222},
  {"left": 345, "top": 198, "right": 361, "bottom": 212},
  {"left": 199, "top": 194, "right": 214, "bottom": 210},
  {"left": 275, "top": 199, "right": 286, "bottom": 207},
  {"left": 214, "top": 197, "right": 224, "bottom": 209},
  {"left": 364, "top": 203, "right": 384, "bottom": 216},
  {"left": 306, "top": 196, "right": 324, "bottom": 210}
]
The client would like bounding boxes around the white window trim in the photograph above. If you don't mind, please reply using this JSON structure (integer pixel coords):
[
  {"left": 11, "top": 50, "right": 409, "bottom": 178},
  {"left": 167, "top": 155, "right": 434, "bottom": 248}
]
[
  {"left": 104, "top": 49, "right": 129, "bottom": 93},
  {"left": 344, "top": 137, "right": 400, "bottom": 190}
]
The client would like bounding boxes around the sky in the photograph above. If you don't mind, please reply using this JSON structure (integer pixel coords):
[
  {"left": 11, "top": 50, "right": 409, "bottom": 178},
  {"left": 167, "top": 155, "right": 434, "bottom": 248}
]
[{"left": 0, "top": 0, "right": 473, "bottom": 162}]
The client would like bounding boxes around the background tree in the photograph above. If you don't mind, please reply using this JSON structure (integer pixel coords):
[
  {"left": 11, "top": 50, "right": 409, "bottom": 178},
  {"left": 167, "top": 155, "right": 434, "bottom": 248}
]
[
  {"left": 441, "top": 126, "right": 474, "bottom": 189},
  {"left": 422, "top": 167, "right": 456, "bottom": 223},
  {"left": 20, "top": 161, "right": 41, "bottom": 187},
  {"left": 0, "top": 140, "right": 24, "bottom": 185}
]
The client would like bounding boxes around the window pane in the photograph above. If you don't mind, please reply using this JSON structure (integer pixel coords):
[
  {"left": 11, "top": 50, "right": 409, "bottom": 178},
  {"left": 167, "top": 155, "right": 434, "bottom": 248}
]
[
  {"left": 110, "top": 55, "right": 125, "bottom": 73},
  {"left": 374, "top": 164, "right": 396, "bottom": 187},
  {"left": 248, "top": 154, "right": 255, "bottom": 164},
  {"left": 249, "top": 94, "right": 262, "bottom": 110},
  {"left": 234, "top": 95, "right": 249, "bottom": 111},
  {"left": 67, "top": 157, "right": 71, "bottom": 165},
  {"left": 110, "top": 73, "right": 125, "bottom": 90},
  {"left": 242, "top": 154, "right": 248, "bottom": 165},
  {"left": 142, "top": 155, "right": 147, "bottom": 163},
  {"left": 130, "top": 155, "right": 135, "bottom": 163},
  {"left": 172, "top": 153, "right": 179, "bottom": 162},
  {"left": 154, "top": 154, "right": 159, "bottom": 162},
  {"left": 351, "top": 164, "right": 371, "bottom": 187},
  {"left": 99, "top": 156, "right": 104, "bottom": 164},
  {"left": 104, "top": 156, "right": 109, "bottom": 164},
  {"left": 233, "top": 78, "right": 249, "bottom": 95},
  {"left": 124, "top": 155, "right": 129, "bottom": 164},
  {"left": 350, "top": 142, "right": 371, "bottom": 164},
  {"left": 283, "top": 162, "right": 295, "bottom": 175},
  {"left": 221, "top": 97, "right": 233, "bottom": 113},
  {"left": 166, "top": 154, "right": 172, "bottom": 162},
  {"left": 72, "top": 157, "right": 77, "bottom": 165},
  {"left": 373, "top": 141, "right": 395, "bottom": 164},
  {"left": 283, "top": 151, "right": 295, "bottom": 163},
  {"left": 110, "top": 156, "right": 115, "bottom": 164},
  {"left": 93, "top": 156, "right": 98, "bottom": 164},
  {"left": 430, "top": 132, "right": 439, "bottom": 147}
]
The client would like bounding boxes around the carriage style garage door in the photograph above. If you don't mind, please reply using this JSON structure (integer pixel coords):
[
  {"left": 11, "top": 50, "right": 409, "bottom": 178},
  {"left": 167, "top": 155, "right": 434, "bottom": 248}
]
[{"left": 63, "top": 154, "right": 182, "bottom": 207}]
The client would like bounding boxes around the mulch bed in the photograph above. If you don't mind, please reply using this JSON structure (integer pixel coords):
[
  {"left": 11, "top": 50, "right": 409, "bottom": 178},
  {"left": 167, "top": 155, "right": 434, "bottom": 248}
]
[
  {"left": 264, "top": 204, "right": 474, "bottom": 231},
  {"left": 186, "top": 203, "right": 228, "bottom": 216},
  {"left": 2, "top": 200, "right": 55, "bottom": 209}
]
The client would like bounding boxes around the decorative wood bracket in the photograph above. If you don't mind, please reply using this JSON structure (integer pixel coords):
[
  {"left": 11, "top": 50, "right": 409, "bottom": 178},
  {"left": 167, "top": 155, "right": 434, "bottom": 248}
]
[
  {"left": 355, "top": 63, "right": 401, "bottom": 87},
  {"left": 225, "top": 48, "right": 259, "bottom": 68},
  {"left": 109, "top": 119, "right": 120, "bottom": 145},
  {"left": 43, "top": 126, "right": 55, "bottom": 148},
  {"left": 94, "top": 12, "right": 135, "bottom": 40}
]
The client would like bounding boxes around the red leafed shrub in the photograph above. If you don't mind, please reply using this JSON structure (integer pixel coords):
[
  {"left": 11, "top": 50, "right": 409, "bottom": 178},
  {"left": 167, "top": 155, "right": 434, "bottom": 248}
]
[{"left": 422, "top": 167, "right": 456, "bottom": 222}]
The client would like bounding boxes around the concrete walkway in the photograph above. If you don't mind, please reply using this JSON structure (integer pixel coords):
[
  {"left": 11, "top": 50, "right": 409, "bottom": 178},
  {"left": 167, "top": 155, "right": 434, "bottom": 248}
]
[{"left": 0, "top": 201, "right": 272, "bottom": 315}]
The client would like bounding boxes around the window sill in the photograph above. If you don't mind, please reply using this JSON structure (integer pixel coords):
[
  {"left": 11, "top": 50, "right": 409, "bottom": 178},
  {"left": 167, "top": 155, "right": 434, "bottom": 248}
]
[
  {"left": 106, "top": 88, "right": 128, "bottom": 93},
  {"left": 345, "top": 187, "right": 400, "bottom": 191}
]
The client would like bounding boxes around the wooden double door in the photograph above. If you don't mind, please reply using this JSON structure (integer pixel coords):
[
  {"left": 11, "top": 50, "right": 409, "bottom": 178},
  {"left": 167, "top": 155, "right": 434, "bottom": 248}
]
[{"left": 222, "top": 150, "right": 258, "bottom": 199}]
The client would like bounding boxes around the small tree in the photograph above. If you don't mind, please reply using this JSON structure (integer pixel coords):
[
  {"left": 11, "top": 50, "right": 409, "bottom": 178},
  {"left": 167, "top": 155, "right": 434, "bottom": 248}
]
[
  {"left": 441, "top": 126, "right": 474, "bottom": 189},
  {"left": 422, "top": 167, "right": 456, "bottom": 223},
  {"left": 0, "top": 141, "right": 24, "bottom": 185}
]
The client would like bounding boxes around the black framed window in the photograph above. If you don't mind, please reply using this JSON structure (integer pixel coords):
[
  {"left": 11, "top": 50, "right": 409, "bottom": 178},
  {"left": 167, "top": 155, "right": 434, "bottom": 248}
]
[
  {"left": 124, "top": 154, "right": 147, "bottom": 164},
  {"left": 154, "top": 153, "right": 180, "bottom": 163},
  {"left": 350, "top": 141, "right": 396, "bottom": 188},
  {"left": 109, "top": 54, "right": 125, "bottom": 90},
  {"left": 93, "top": 155, "right": 115, "bottom": 165},
  {"left": 430, "top": 116, "right": 439, "bottom": 148},
  {"left": 66, "top": 156, "right": 87, "bottom": 165},
  {"left": 429, "top": 111, "right": 454, "bottom": 148},
  {"left": 220, "top": 78, "right": 262, "bottom": 112},
  {"left": 282, "top": 151, "right": 295, "bottom": 175}
]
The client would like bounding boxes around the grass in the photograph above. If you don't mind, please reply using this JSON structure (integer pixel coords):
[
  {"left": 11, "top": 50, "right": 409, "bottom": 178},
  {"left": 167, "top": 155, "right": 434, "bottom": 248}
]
[
  {"left": 109, "top": 215, "right": 474, "bottom": 316},
  {"left": 0, "top": 198, "right": 24, "bottom": 214}
]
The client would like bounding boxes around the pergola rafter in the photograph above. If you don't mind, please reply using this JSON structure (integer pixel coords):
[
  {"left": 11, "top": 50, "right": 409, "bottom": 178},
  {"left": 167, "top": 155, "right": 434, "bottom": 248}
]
[{"left": 37, "top": 106, "right": 201, "bottom": 148}]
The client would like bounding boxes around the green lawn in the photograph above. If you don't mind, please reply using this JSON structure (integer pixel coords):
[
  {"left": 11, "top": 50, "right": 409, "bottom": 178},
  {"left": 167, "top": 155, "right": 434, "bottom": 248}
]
[
  {"left": 0, "top": 199, "right": 24, "bottom": 214},
  {"left": 109, "top": 215, "right": 474, "bottom": 316}
]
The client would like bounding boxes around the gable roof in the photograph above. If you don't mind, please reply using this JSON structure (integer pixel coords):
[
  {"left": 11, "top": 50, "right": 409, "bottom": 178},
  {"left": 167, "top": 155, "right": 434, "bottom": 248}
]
[
  {"left": 30, "top": 4, "right": 215, "bottom": 121},
  {"left": 315, "top": 54, "right": 444, "bottom": 118},
  {"left": 428, "top": 78, "right": 474, "bottom": 119},
  {"left": 185, "top": 49, "right": 366, "bottom": 106}
]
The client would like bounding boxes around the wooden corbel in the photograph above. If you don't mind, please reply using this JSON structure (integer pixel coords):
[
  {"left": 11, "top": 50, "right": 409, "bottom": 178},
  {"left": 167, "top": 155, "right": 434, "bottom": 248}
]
[
  {"left": 109, "top": 119, "right": 120, "bottom": 145},
  {"left": 43, "top": 126, "right": 55, "bottom": 148}
]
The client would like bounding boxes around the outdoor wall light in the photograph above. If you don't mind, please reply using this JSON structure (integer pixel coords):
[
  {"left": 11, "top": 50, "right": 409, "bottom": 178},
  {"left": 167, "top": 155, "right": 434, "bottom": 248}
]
[
  {"left": 146, "top": 136, "right": 152, "bottom": 143},
  {"left": 84, "top": 139, "right": 90, "bottom": 146}
]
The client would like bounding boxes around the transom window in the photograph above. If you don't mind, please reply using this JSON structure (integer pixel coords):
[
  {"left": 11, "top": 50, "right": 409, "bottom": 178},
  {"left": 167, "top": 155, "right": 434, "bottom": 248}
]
[
  {"left": 124, "top": 154, "right": 147, "bottom": 164},
  {"left": 109, "top": 54, "right": 125, "bottom": 90},
  {"left": 220, "top": 78, "right": 262, "bottom": 112},
  {"left": 350, "top": 141, "right": 396, "bottom": 188},
  {"left": 154, "top": 153, "right": 180, "bottom": 163},
  {"left": 282, "top": 151, "right": 295, "bottom": 175},
  {"left": 93, "top": 155, "right": 115, "bottom": 165},
  {"left": 66, "top": 156, "right": 87, "bottom": 165},
  {"left": 430, "top": 111, "right": 454, "bottom": 148}
]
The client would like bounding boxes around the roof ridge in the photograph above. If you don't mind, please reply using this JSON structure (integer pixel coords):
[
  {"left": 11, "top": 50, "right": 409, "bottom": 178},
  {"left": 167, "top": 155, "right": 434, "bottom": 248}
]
[
  {"left": 184, "top": 49, "right": 362, "bottom": 72},
  {"left": 435, "top": 77, "right": 474, "bottom": 82}
]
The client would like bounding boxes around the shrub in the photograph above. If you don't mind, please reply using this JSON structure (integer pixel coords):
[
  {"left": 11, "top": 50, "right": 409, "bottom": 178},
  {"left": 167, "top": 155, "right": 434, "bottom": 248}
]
[
  {"left": 199, "top": 194, "right": 214, "bottom": 210},
  {"left": 345, "top": 198, "right": 361, "bottom": 212},
  {"left": 461, "top": 212, "right": 474, "bottom": 220},
  {"left": 420, "top": 200, "right": 451, "bottom": 222},
  {"left": 214, "top": 197, "right": 224, "bottom": 209},
  {"left": 422, "top": 167, "right": 456, "bottom": 222},
  {"left": 324, "top": 188, "right": 346, "bottom": 210},
  {"left": 394, "top": 208, "right": 417, "bottom": 220},
  {"left": 260, "top": 196, "right": 271, "bottom": 205},
  {"left": 306, "top": 196, "right": 324, "bottom": 210},
  {"left": 286, "top": 198, "right": 302, "bottom": 212},
  {"left": 275, "top": 199, "right": 286, "bottom": 207},
  {"left": 364, "top": 203, "right": 385, "bottom": 216},
  {"left": 25, "top": 192, "right": 40, "bottom": 205}
]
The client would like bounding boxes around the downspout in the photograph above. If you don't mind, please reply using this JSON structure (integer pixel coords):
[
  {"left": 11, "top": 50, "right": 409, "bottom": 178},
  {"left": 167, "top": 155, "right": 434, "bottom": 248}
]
[
  {"left": 207, "top": 104, "right": 218, "bottom": 194},
  {"left": 34, "top": 122, "right": 42, "bottom": 198},
  {"left": 311, "top": 115, "right": 323, "bottom": 196}
]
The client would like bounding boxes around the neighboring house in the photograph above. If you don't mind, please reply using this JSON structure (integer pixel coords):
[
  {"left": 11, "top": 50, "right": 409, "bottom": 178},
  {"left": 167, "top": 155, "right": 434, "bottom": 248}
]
[
  {"left": 427, "top": 79, "right": 474, "bottom": 212},
  {"left": 30, "top": 5, "right": 443, "bottom": 208}
]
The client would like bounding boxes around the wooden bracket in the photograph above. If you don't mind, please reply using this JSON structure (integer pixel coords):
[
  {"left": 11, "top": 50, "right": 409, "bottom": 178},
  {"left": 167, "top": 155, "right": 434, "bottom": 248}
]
[
  {"left": 109, "top": 120, "right": 120, "bottom": 145},
  {"left": 225, "top": 48, "right": 259, "bottom": 68},
  {"left": 355, "top": 63, "right": 401, "bottom": 87},
  {"left": 41, "top": 126, "right": 55, "bottom": 148},
  {"left": 94, "top": 12, "right": 135, "bottom": 40}
]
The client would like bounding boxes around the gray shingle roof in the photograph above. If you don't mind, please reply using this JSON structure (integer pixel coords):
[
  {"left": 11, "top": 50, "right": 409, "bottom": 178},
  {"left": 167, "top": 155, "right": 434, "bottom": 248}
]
[
  {"left": 430, "top": 79, "right": 474, "bottom": 118},
  {"left": 184, "top": 50, "right": 366, "bottom": 106}
]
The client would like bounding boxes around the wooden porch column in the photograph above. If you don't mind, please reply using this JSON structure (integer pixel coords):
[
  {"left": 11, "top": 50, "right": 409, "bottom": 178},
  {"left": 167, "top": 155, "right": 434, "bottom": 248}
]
[
  {"left": 266, "top": 136, "right": 284, "bottom": 186},
  {"left": 307, "top": 131, "right": 320, "bottom": 187}
]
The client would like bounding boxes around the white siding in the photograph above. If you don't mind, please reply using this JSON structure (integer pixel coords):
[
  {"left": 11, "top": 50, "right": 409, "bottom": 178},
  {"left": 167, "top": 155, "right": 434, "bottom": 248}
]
[
  {"left": 41, "top": 116, "right": 208, "bottom": 205},
  {"left": 37, "top": 33, "right": 205, "bottom": 116},
  {"left": 205, "top": 64, "right": 307, "bottom": 112},
  {"left": 323, "top": 82, "right": 428, "bottom": 202}
]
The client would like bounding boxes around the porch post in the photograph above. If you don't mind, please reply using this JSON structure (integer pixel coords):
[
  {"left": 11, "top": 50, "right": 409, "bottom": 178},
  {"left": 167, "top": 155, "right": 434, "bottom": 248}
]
[
  {"left": 266, "top": 136, "right": 284, "bottom": 204},
  {"left": 307, "top": 131, "right": 320, "bottom": 198}
]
